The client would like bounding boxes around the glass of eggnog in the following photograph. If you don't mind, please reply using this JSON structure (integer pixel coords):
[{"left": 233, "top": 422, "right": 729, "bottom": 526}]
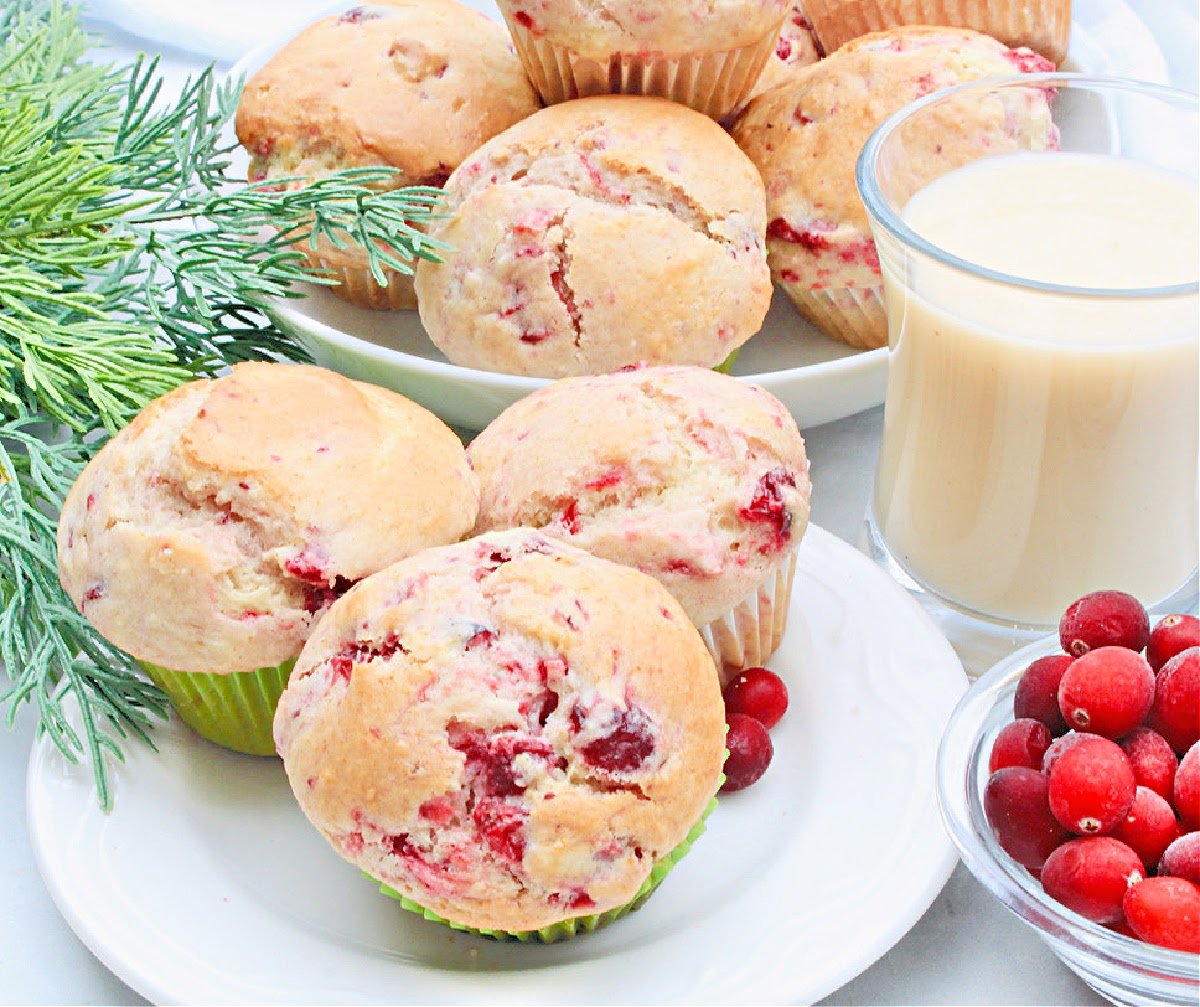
[{"left": 858, "top": 75, "right": 1198, "bottom": 630}]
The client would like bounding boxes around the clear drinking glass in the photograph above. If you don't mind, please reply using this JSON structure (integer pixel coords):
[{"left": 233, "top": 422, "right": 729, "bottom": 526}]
[{"left": 857, "top": 75, "right": 1198, "bottom": 662}]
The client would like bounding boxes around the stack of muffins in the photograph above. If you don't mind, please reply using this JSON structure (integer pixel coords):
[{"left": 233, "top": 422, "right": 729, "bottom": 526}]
[
  {"left": 57, "top": 0, "right": 1077, "bottom": 943},
  {"left": 236, "top": 0, "right": 1070, "bottom": 363}
]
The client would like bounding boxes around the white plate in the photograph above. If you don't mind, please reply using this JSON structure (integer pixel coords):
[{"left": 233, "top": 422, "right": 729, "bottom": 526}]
[
  {"left": 232, "top": 0, "right": 1166, "bottom": 433},
  {"left": 28, "top": 526, "right": 966, "bottom": 1006}
]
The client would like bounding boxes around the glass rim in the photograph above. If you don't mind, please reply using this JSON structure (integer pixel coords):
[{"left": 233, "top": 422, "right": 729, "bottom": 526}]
[{"left": 856, "top": 72, "right": 1200, "bottom": 300}]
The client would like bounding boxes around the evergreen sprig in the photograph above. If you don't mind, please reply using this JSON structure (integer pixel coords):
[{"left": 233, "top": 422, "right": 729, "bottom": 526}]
[{"left": 0, "top": 0, "right": 447, "bottom": 807}]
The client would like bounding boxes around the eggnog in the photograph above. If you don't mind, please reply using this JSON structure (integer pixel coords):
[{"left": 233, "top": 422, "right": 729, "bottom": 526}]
[{"left": 872, "top": 152, "right": 1199, "bottom": 625}]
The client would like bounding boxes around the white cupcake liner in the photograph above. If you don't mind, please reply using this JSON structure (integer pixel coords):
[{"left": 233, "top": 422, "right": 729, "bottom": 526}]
[
  {"left": 306, "top": 254, "right": 418, "bottom": 311},
  {"left": 785, "top": 283, "right": 888, "bottom": 350},
  {"left": 804, "top": 0, "right": 1072, "bottom": 65},
  {"left": 701, "top": 551, "right": 798, "bottom": 685},
  {"left": 503, "top": 18, "right": 785, "bottom": 120}
]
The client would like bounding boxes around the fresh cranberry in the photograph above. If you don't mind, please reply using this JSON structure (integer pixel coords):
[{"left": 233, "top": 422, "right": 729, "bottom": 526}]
[
  {"left": 1056, "top": 646, "right": 1154, "bottom": 739},
  {"left": 983, "top": 767, "right": 1070, "bottom": 870},
  {"left": 1146, "top": 614, "right": 1200, "bottom": 671},
  {"left": 1159, "top": 832, "right": 1200, "bottom": 885},
  {"left": 1042, "top": 731, "right": 1099, "bottom": 775},
  {"left": 989, "top": 719, "right": 1053, "bottom": 773},
  {"left": 1013, "top": 654, "right": 1073, "bottom": 735},
  {"left": 1041, "top": 837, "right": 1144, "bottom": 925},
  {"left": 1123, "top": 876, "right": 1200, "bottom": 952},
  {"left": 1118, "top": 727, "right": 1178, "bottom": 802},
  {"left": 721, "top": 714, "right": 773, "bottom": 793},
  {"left": 574, "top": 703, "right": 656, "bottom": 774},
  {"left": 723, "top": 667, "right": 788, "bottom": 729},
  {"left": 1047, "top": 735, "right": 1136, "bottom": 835},
  {"left": 1174, "top": 742, "right": 1200, "bottom": 832},
  {"left": 1058, "top": 590, "right": 1150, "bottom": 657},
  {"left": 1149, "top": 647, "right": 1199, "bottom": 754},
  {"left": 1109, "top": 787, "right": 1180, "bottom": 870}
]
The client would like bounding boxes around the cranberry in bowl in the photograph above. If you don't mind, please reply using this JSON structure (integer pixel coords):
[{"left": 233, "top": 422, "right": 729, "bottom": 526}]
[{"left": 936, "top": 634, "right": 1200, "bottom": 1006}]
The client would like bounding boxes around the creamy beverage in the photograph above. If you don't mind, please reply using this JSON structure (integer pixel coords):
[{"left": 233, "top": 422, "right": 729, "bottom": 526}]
[{"left": 873, "top": 152, "right": 1199, "bottom": 625}]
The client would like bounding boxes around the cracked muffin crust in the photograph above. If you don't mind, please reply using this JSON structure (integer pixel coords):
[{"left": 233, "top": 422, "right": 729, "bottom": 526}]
[
  {"left": 235, "top": 0, "right": 539, "bottom": 309},
  {"left": 274, "top": 528, "right": 726, "bottom": 934},
  {"left": 497, "top": 0, "right": 791, "bottom": 118},
  {"left": 732, "top": 25, "right": 1056, "bottom": 349},
  {"left": 414, "top": 96, "right": 773, "bottom": 377},
  {"left": 57, "top": 362, "right": 479, "bottom": 675}
]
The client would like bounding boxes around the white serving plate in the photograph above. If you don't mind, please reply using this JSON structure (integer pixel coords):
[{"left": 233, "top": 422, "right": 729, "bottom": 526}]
[
  {"left": 228, "top": 0, "right": 1168, "bottom": 434},
  {"left": 29, "top": 526, "right": 967, "bottom": 1005}
]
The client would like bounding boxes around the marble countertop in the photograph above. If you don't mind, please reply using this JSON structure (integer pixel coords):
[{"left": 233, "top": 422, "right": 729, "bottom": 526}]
[{"left": 4, "top": 2, "right": 1195, "bottom": 1003}]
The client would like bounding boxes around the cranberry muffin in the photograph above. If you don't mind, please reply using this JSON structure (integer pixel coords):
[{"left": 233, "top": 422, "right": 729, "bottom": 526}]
[
  {"left": 57, "top": 362, "right": 479, "bottom": 754},
  {"left": 274, "top": 529, "right": 725, "bottom": 938},
  {"left": 236, "top": 0, "right": 539, "bottom": 309}
]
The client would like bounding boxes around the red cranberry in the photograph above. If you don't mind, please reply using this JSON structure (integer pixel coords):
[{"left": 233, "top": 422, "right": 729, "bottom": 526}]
[
  {"left": 723, "top": 667, "right": 788, "bottom": 729},
  {"left": 1041, "top": 836, "right": 1144, "bottom": 924},
  {"left": 1059, "top": 590, "right": 1150, "bottom": 657},
  {"left": 575, "top": 703, "right": 656, "bottom": 774},
  {"left": 1013, "top": 654, "right": 1073, "bottom": 735},
  {"left": 1146, "top": 613, "right": 1200, "bottom": 672},
  {"left": 988, "top": 719, "right": 1053, "bottom": 773},
  {"left": 1056, "top": 647, "right": 1154, "bottom": 739},
  {"left": 472, "top": 797, "right": 527, "bottom": 863},
  {"left": 1109, "top": 787, "right": 1180, "bottom": 870},
  {"left": 721, "top": 714, "right": 773, "bottom": 793},
  {"left": 1118, "top": 727, "right": 1178, "bottom": 802},
  {"left": 1149, "top": 647, "right": 1199, "bottom": 755},
  {"left": 1175, "top": 742, "right": 1200, "bottom": 832},
  {"left": 1047, "top": 735, "right": 1136, "bottom": 835},
  {"left": 1123, "top": 876, "right": 1200, "bottom": 952},
  {"left": 983, "top": 767, "right": 1070, "bottom": 870},
  {"left": 1042, "top": 731, "right": 1100, "bottom": 775},
  {"left": 1159, "top": 832, "right": 1200, "bottom": 885},
  {"left": 737, "top": 468, "right": 798, "bottom": 551}
]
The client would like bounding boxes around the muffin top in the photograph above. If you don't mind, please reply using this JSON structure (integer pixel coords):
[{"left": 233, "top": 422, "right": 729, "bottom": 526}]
[
  {"left": 732, "top": 25, "right": 1056, "bottom": 292},
  {"left": 235, "top": 0, "right": 539, "bottom": 185},
  {"left": 498, "top": 0, "right": 790, "bottom": 56},
  {"left": 274, "top": 528, "right": 726, "bottom": 933},
  {"left": 57, "top": 363, "right": 479, "bottom": 674},
  {"left": 467, "top": 366, "right": 810, "bottom": 625},
  {"left": 414, "top": 96, "right": 773, "bottom": 376}
]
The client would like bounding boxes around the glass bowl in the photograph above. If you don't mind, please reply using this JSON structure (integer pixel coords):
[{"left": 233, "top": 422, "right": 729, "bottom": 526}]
[{"left": 936, "top": 636, "right": 1200, "bottom": 1006}]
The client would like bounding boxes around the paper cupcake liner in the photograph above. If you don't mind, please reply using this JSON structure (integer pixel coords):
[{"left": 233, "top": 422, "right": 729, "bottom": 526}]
[
  {"left": 785, "top": 283, "right": 887, "bottom": 350},
  {"left": 503, "top": 18, "right": 784, "bottom": 120},
  {"left": 372, "top": 793, "right": 718, "bottom": 943},
  {"left": 306, "top": 254, "right": 418, "bottom": 311},
  {"left": 139, "top": 658, "right": 296, "bottom": 756},
  {"left": 701, "top": 551, "right": 798, "bottom": 685},
  {"left": 803, "top": 0, "right": 1072, "bottom": 65}
]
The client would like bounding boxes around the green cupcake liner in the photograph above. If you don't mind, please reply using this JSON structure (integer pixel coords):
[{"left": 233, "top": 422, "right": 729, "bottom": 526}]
[
  {"left": 139, "top": 658, "right": 296, "bottom": 756},
  {"left": 713, "top": 347, "right": 741, "bottom": 374},
  {"left": 371, "top": 793, "right": 719, "bottom": 943}
]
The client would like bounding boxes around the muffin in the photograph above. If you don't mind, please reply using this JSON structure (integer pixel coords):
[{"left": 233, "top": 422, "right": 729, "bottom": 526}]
[
  {"left": 741, "top": 2, "right": 825, "bottom": 107},
  {"left": 235, "top": 0, "right": 540, "bottom": 310},
  {"left": 803, "top": 0, "right": 1072, "bottom": 66},
  {"left": 414, "top": 96, "right": 773, "bottom": 377},
  {"left": 57, "top": 363, "right": 479, "bottom": 754},
  {"left": 467, "top": 366, "right": 811, "bottom": 677},
  {"left": 497, "top": 0, "right": 791, "bottom": 119},
  {"left": 274, "top": 528, "right": 726, "bottom": 938},
  {"left": 732, "top": 26, "right": 1056, "bottom": 349}
]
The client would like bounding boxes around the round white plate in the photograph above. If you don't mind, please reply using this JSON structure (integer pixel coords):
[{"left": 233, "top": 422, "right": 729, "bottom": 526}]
[
  {"left": 28, "top": 526, "right": 966, "bottom": 1006},
  {"left": 231, "top": 0, "right": 1165, "bottom": 433}
]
